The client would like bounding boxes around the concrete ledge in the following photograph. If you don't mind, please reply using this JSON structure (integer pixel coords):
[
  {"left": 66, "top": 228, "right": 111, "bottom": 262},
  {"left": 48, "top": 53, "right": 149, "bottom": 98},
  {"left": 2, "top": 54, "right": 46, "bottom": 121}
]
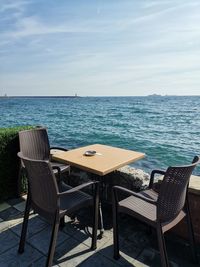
[{"left": 188, "top": 175, "right": 200, "bottom": 195}]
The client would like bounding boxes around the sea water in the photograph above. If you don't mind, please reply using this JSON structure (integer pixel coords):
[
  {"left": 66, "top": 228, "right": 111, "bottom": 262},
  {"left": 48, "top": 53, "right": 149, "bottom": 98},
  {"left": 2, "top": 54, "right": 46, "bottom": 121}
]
[{"left": 0, "top": 96, "right": 200, "bottom": 174}]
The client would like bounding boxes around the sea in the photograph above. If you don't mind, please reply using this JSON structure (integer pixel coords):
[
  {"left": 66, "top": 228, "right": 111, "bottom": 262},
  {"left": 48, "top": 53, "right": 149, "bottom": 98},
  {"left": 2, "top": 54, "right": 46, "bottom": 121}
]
[{"left": 0, "top": 96, "right": 200, "bottom": 175}]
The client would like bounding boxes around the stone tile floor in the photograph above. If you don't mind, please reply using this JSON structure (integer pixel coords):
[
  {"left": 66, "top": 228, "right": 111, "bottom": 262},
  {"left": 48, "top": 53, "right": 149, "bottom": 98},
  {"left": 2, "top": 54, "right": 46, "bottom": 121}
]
[{"left": 0, "top": 196, "right": 200, "bottom": 267}]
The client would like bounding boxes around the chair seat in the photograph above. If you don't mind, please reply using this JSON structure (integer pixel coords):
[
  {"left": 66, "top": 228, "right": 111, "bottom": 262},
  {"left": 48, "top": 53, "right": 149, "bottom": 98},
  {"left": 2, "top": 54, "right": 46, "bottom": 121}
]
[
  {"left": 118, "top": 195, "right": 157, "bottom": 225},
  {"left": 59, "top": 182, "right": 93, "bottom": 215}
]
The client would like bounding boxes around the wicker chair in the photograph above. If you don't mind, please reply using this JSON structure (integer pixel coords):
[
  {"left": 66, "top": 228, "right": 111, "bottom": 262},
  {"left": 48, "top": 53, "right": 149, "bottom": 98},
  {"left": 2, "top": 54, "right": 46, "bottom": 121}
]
[
  {"left": 18, "top": 127, "right": 70, "bottom": 185},
  {"left": 112, "top": 156, "right": 199, "bottom": 267},
  {"left": 18, "top": 152, "right": 99, "bottom": 267}
]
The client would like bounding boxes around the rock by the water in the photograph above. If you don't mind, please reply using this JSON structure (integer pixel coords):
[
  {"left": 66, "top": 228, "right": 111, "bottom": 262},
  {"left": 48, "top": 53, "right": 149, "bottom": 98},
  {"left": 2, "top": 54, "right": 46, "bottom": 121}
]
[
  {"left": 109, "top": 165, "right": 150, "bottom": 190},
  {"left": 63, "top": 165, "right": 150, "bottom": 202}
]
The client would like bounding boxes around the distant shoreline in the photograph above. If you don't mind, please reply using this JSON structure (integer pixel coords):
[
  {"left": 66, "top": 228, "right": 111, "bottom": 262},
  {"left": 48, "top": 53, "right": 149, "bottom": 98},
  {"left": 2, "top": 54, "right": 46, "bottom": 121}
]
[
  {"left": 0, "top": 95, "right": 200, "bottom": 98},
  {"left": 0, "top": 96, "right": 80, "bottom": 99}
]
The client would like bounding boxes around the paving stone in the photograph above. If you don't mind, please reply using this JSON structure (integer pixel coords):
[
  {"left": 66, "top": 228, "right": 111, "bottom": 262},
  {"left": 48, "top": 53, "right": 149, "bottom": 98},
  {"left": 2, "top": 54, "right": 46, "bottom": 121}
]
[
  {"left": 80, "top": 252, "right": 120, "bottom": 267},
  {"left": 13, "top": 201, "right": 26, "bottom": 212},
  {"left": 11, "top": 214, "right": 48, "bottom": 238},
  {"left": 126, "top": 230, "right": 151, "bottom": 248},
  {"left": 0, "top": 208, "right": 24, "bottom": 232},
  {"left": 0, "top": 243, "right": 43, "bottom": 267},
  {"left": 0, "top": 207, "right": 22, "bottom": 221},
  {"left": 137, "top": 248, "right": 163, "bottom": 267},
  {"left": 0, "top": 209, "right": 35, "bottom": 232},
  {"left": 98, "top": 236, "right": 141, "bottom": 267},
  {"left": 63, "top": 221, "right": 113, "bottom": 250},
  {"left": 54, "top": 237, "right": 95, "bottom": 267},
  {"left": 28, "top": 225, "right": 70, "bottom": 254},
  {"left": 33, "top": 256, "right": 59, "bottom": 267},
  {"left": 0, "top": 202, "right": 11, "bottom": 212},
  {"left": 131, "top": 258, "right": 150, "bottom": 267},
  {"left": 0, "top": 199, "right": 200, "bottom": 267},
  {"left": 118, "top": 215, "right": 147, "bottom": 239},
  {"left": 170, "top": 257, "right": 200, "bottom": 267},
  {"left": 0, "top": 216, "right": 23, "bottom": 232},
  {"left": 7, "top": 197, "right": 24, "bottom": 206},
  {"left": 0, "top": 229, "right": 19, "bottom": 254},
  {"left": 164, "top": 237, "right": 200, "bottom": 267}
]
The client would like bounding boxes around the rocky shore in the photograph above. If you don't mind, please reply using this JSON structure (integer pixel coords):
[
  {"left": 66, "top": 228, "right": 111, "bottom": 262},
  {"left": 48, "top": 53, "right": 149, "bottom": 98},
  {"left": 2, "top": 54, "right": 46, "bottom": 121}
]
[{"left": 64, "top": 165, "right": 150, "bottom": 202}]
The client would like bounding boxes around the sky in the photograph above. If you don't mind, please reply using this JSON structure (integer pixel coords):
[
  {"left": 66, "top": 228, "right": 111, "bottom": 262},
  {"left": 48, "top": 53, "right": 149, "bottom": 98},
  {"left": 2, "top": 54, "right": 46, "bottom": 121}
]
[{"left": 0, "top": 0, "right": 200, "bottom": 96}]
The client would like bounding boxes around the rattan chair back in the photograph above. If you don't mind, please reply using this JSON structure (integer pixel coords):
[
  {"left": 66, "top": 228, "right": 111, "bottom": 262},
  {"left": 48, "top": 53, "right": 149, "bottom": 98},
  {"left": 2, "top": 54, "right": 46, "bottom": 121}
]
[
  {"left": 19, "top": 152, "right": 58, "bottom": 219},
  {"left": 19, "top": 127, "right": 50, "bottom": 161},
  {"left": 157, "top": 157, "right": 199, "bottom": 222}
]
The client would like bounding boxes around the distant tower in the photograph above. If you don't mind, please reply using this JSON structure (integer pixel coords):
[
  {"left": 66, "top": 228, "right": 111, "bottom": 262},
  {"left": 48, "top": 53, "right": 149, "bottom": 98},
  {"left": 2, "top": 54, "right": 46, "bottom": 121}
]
[{"left": 75, "top": 93, "right": 77, "bottom": 97}]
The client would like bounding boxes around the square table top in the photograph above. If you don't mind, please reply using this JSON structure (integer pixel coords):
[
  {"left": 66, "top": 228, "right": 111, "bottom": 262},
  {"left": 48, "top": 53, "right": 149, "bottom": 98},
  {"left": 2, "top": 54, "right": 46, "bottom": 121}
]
[{"left": 52, "top": 144, "right": 145, "bottom": 176}]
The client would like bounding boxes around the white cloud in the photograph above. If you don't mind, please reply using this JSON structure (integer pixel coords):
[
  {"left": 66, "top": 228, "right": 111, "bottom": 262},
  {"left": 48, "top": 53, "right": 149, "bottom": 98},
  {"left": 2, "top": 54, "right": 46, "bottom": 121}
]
[
  {"left": 117, "top": 1, "right": 200, "bottom": 32},
  {"left": 3, "top": 17, "right": 92, "bottom": 39},
  {"left": 0, "top": 0, "right": 29, "bottom": 13}
]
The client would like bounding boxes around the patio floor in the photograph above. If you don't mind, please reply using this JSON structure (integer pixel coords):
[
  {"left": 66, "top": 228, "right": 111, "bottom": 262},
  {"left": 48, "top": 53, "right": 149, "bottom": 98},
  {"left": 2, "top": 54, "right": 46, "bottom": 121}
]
[{"left": 0, "top": 196, "right": 199, "bottom": 267}]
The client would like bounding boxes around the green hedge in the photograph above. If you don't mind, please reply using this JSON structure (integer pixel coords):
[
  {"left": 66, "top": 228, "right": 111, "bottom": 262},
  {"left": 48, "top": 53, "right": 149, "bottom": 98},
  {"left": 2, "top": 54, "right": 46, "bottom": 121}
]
[{"left": 0, "top": 126, "right": 33, "bottom": 201}]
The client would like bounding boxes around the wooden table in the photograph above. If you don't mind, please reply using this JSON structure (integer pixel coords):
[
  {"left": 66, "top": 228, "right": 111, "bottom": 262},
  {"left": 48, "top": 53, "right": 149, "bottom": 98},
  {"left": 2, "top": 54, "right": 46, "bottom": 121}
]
[
  {"left": 52, "top": 144, "right": 145, "bottom": 176},
  {"left": 52, "top": 144, "right": 145, "bottom": 236}
]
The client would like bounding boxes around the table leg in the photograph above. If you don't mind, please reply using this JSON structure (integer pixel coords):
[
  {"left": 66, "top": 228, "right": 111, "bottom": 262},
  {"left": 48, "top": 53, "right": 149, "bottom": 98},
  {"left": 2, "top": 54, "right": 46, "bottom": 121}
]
[{"left": 90, "top": 174, "right": 105, "bottom": 239}]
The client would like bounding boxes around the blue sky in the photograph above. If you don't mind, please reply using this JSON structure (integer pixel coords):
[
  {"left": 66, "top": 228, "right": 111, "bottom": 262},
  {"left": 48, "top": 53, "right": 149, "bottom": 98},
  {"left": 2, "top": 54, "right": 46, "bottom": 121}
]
[{"left": 0, "top": 0, "right": 200, "bottom": 96}]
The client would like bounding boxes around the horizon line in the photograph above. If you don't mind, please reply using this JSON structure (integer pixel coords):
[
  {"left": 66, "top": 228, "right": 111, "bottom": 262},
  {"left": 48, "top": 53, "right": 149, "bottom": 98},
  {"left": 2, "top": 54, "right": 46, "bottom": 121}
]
[{"left": 1, "top": 95, "right": 200, "bottom": 98}]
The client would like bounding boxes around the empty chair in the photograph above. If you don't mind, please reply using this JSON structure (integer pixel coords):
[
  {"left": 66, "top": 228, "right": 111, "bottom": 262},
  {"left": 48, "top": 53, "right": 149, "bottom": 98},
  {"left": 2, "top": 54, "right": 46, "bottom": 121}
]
[
  {"left": 18, "top": 152, "right": 99, "bottom": 267},
  {"left": 18, "top": 127, "right": 70, "bottom": 184},
  {"left": 112, "top": 156, "right": 199, "bottom": 267}
]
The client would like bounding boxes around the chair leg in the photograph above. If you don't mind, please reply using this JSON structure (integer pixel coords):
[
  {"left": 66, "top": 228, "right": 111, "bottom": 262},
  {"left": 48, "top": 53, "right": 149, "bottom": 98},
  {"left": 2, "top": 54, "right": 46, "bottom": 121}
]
[
  {"left": 17, "top": 166, "right": 28, "bottom": 196},
  {"left": 17, "top": 166, "right": 23, "bottom": 196},
  {"left": 185, "top": 199, "right": 198, "bottom": 263},
  {"left": 112, "top": 202, "right": 120, "bottom": 259},
  {"left": 98, "top": 180, "right": 105, "bottom": 238},
  {"left": 91, "top": 183, "right": 99, "bottom": 250},
  {"left": 18, "top": 194, "right": 31, "bottom": 254},
  {"left": 46, "top": 214, "right": 60, "bottom": 267},
  {"left": 156, "top": 225, "right": 169, "bottom": 267},
  {"left": 59, "top": 216, "right": 65, "bottom": 229}
]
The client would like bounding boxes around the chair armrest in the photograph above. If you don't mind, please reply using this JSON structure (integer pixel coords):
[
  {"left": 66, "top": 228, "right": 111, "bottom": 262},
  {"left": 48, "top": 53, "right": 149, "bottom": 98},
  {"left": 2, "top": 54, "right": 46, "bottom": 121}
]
[
  {"left": 112, "top": 186, "right": 157, "bottom": 204},
  {"left": 149, "top": 169, "right": 166, "bottom": 189},
  {"left": 52, "top": 166, "right": 60, "bottom": 172},
  {"left": 58, "top": 181, "right": 99, "bottom": 196},
  {"left": 52, "top": 166, "right": 61, "bottom": 181},
  {"left": 50, "top": 146, "right": 68, "bottom": 152}
]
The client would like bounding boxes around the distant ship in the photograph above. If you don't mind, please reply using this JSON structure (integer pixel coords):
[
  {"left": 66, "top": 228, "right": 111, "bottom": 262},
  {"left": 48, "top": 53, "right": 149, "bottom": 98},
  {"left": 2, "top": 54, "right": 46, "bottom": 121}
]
[
  {"left": 147, "top": 94, "right": 162, "bottom": 97},
  {"left": 74, "top": 93, "right": 81, "bottom": 98}
]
